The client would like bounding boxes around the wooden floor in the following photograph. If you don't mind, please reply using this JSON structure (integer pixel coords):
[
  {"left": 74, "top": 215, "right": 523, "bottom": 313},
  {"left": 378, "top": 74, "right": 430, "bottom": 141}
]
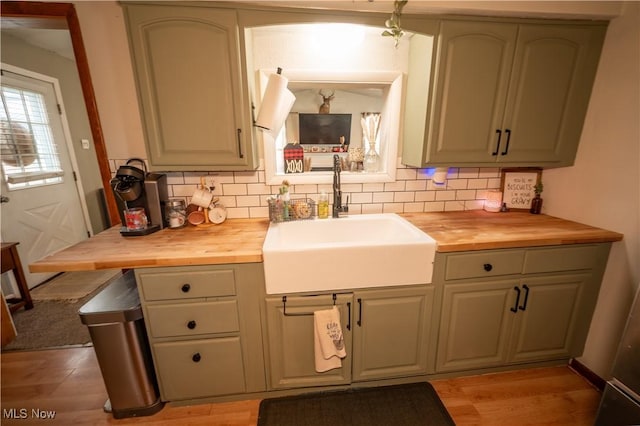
[{"left": 0, "top": 347, "right": 601, "bottom": 425}]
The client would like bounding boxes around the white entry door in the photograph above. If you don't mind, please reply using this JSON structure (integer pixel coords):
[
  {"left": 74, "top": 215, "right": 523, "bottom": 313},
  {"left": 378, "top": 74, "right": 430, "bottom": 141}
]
[{"left": 0, "top": 67, "right": 90, "bottom": 288}]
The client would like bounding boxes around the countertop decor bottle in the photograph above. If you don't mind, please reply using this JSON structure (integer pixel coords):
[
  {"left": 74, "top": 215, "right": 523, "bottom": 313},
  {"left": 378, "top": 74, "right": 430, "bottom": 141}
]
[
  {"left": 530, "top": 182, "right": 544, "bottom": 214},
  {"left": 318, "top": 192, "right": 329, "bottom": 219}
]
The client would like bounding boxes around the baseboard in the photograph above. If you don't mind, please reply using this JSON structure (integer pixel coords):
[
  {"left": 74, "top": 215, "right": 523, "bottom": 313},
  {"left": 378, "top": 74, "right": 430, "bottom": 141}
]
[{"left": 569, "top": 358, "right": 606, "bottom": 391}]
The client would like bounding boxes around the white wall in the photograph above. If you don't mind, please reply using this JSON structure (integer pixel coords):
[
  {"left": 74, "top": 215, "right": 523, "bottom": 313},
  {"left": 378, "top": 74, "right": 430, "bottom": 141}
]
[{"left": 543, "top": 1, "right": 640, "bottom": 378}]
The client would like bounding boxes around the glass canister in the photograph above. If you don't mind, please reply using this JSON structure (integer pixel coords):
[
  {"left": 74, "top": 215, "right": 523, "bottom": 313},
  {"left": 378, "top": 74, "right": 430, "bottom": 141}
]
[{"left": 165, "top": 199, "right": 187, "bottom": 229}]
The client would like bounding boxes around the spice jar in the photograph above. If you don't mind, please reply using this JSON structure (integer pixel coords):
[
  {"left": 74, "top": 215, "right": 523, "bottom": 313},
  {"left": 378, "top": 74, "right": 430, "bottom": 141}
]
[{"left": 165, "top": 199, "right": 187, "bottom": 228}]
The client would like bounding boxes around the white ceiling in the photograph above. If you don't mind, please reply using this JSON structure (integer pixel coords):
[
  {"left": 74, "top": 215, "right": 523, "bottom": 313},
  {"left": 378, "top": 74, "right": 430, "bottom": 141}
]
[{"left": 2, "top": 28, "right": 75, "bottom": 61}]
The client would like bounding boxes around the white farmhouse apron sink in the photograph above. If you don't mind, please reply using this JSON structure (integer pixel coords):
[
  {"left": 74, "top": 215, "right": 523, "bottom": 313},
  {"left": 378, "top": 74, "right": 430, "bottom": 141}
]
[{"left": 262, "top": 213, "right": 436, "bottom": 294}]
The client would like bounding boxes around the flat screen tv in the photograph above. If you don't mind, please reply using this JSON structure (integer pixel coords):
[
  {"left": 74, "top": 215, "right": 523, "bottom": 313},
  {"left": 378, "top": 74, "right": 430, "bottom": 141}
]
[{"left": 298, "top": 113, "right": 351, "bottom": 145}]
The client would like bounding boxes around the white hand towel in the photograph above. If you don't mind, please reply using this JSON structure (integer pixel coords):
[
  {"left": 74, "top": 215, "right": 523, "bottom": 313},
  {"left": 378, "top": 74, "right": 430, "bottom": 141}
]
[{"left": 314, "top": 306, "right": 347, "bottom": 373}]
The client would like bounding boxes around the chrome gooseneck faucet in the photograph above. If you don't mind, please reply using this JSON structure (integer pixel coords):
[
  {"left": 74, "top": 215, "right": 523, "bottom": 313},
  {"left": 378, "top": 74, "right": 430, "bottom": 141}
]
[{"left": 332, "top": 154, "right": 348, "bottom": 218}]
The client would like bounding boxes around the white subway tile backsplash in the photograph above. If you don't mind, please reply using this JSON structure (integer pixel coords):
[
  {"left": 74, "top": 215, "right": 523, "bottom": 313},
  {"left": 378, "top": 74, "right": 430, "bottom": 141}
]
[
  {"left": 435, "top": 190, "right": 456, "bottom": 201},
  {"left": 415, "top": 191, "right": 435, "bottom": 202},
  {"left": 351, "top": 192, "right": 373, "bottom": 204},
  {"left": 404, "top": 202, "right": 425, "bottom": 212},
  {"left": 234, "top": 171, "right": 260, "bottom": 183},
  {"left": 237, "top": 195, "right": 261, "bottom": 207},
  {"left": 456, "top": 189, "right": 477, "bottom": 200},
  {"left": 396, "top": 168, "right": 418, "bottom": 180},
  {"left": 112, "top": 158, "right": 509, "bottom": 219},
  {"left": 444, "top": 200, "right": 466, "bottom": 211},
  {"left": 362, "top": 183, "right": 384, "bottom": 192},
  {"left": 227, "top": 207, "right": 249, "bottom": 219},
  {"left": 468, "top": 178, "right": 489, "bottom": 189},
  {"left": 373, "top": 191, "right": 394, "bottom": 203},
  {"left": 394, "top": 191, "right": 415, "bottom": 202},
  {"left": 383, "top": 203, "right": 404, "bottom": 213},
  {"left": 222, "top": 183, "right": 248, "bottom": 196},
  {"left": 384, "top": 181, "right": 406, "bottom": 192},
  {"left": 405, "top": 179, "right": 427, "bottom": 191},
  {"left": 361, "top": 203, "right": 383, "bottom": 214}
]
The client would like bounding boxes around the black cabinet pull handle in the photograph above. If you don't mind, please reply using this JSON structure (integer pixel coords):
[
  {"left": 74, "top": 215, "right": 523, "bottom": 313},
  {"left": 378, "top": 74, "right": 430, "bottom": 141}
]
[
  {"left": 181, "top": 283, "right": 191, "bottom": 293},
  {"left": 501, "top": 129, "right": 511, "bottom": 155},
  {"left": 492, "top": 129, "right": 502, "bottom": 156},
  {"left": 192, "top": 353, "right": 201, "bottom": 363},
  {"left": 237, "top": 128, "right": 244, "bottom": 159},
  {"left": 346, "top": 302, "right": 351, "bottom": 331},
  {"left": 187, "top": 320, "right": 197, "bottom": 330},
  {"left": 357, "top": 298, "right": 362, "bottom": 327},
  {"left": 519, "top": 284, "right": 530, "bottom": 311},
  {"left": 511, "top": 286, "right": 521, "bottom": 313},
  {"left": 483, "top": 263, "right": 493, "bottom": 272}
]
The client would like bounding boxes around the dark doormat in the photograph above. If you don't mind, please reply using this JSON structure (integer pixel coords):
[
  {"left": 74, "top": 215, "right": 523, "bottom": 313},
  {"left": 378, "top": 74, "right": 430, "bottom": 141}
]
[{"left": 257, "top": 382, "right": 455, "bottom": 426}]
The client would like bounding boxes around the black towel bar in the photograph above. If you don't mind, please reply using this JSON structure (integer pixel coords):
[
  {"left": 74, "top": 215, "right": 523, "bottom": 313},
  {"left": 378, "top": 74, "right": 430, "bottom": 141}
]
[{"left": 282, "top": 294, "right": 336, "bottom": 316}]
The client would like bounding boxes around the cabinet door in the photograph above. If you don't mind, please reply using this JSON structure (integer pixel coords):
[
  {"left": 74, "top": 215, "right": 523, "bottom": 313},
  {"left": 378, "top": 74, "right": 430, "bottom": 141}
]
[
  {"left": 264, "top": 294, "right": 352, "bottom": 390},
  {"left": 436, "top": 280, "right": 517, "bottom": 372},
  {"left": 125, "top": 5, "right": 253, "bottom": 170},
  {"left": 352, "top": 287, "right": 434, "bottom": 381},
  {"left": 499, "top": 25, "right": 605, "bottom": 165},
  {"left": 509, "top": 274, "right": 589, "bottom": 363},
  {"left": 426, "top": 21, "right": 517, "bottom": 164},
  {"left": 153, "top": 337, "right": 245, "bottom": 401}
]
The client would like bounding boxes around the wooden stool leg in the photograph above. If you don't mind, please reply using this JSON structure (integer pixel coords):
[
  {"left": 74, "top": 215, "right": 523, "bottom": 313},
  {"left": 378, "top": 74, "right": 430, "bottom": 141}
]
[{"left": 6, "top": 245, "right": 33, "bottom": 311}]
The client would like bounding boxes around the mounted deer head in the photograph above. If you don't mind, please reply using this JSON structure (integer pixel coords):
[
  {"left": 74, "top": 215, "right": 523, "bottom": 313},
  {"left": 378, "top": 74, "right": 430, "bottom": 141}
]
[{"left": 318, "top": 90, "right": 335, "bottom": 114}]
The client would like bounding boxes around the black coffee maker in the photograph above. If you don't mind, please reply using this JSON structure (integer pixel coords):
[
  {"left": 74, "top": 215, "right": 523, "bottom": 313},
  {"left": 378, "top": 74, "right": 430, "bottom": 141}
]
[{"left": 110, "top": 158, "right": 168, "bottom": 236}]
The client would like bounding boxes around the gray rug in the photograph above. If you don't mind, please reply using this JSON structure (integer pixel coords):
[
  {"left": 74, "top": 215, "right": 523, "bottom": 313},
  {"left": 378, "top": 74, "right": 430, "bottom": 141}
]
[
  {"left": 257, "top": 382, "right": 455, "bottom": 426},
  {"left": 2, "top": 278, "right": 114, "bottom": 352}
]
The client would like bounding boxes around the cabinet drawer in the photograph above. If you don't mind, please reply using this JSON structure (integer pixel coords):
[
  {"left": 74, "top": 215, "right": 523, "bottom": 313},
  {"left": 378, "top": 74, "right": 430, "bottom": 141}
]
[
  {"left": 445, "top": 250, "right": 525, "bottom": 280},
  {"left": 146, "top": 300, "right": 239, "bottom": 338},
  {"left": 154, "top": 337, "right": 246, "bottom": 401},
  {"left": 523, "top": 245, "right": 600, "bottom": 274},
  {"left": 138, "top": 269, "right": 235, "bottom": 301}
]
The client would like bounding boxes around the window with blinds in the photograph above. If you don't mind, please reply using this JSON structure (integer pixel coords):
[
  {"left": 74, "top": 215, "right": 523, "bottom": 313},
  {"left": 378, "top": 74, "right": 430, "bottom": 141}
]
[{"left": 1, "top": 85, "right": 63, "bottom": 190}]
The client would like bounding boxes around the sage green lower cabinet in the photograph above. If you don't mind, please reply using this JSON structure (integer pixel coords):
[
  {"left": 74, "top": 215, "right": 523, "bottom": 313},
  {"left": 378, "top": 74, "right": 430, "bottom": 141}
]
[
  {"left": 434, "top": 244, "right": 611, "bottom": 374},
  {"left": 352, "top": 287, "right": 434, "bottom": 382},
  {"left": 135, "top": 263, "right": 266, "bottom": 402},
  {"left": 264, "top": 293, "right": 353, "bottom": 390},
  {"left": 264, "top": 286, "right": 434, "bottom": 390}
]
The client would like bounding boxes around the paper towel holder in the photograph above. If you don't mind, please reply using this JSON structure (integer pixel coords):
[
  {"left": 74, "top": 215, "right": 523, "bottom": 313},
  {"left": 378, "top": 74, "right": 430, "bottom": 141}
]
[{"left": 254, "top": 67, "right": 295, "bottom": 133}]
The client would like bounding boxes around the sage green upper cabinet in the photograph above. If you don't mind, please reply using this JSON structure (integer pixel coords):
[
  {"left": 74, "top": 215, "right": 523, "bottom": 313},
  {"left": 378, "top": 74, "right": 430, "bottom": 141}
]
[
  {"left": 403, "top": 19, "right": 606, "bottom": 168},
  {"left": 124, "top": 4, "right": 256, "bottom": 171}
]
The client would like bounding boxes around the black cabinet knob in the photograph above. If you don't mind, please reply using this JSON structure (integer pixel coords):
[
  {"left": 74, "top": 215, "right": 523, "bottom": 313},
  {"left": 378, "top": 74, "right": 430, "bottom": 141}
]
[
  {"left": 181, "top": 283, "right": 191, "bottom": 293},
  {"left": 187, "top": 320, "right": 197, "bottom": 330},
  {"left": 192, "top": 353, "right": 201, "bottom": 363},
  {"left": 483, "top": 263, "right": 493, "bottom": 272}
]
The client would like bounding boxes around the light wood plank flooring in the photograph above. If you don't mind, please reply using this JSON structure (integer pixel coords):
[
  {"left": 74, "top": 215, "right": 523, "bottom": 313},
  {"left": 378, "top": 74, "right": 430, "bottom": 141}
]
[{"left": 0, "top": 347, "right": 601, "bottom": 425}]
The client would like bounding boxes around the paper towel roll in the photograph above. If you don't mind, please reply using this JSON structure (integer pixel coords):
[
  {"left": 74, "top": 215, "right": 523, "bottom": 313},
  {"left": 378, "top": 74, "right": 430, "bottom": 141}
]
[{"left": 255, "top": 72, "right": 296, "bottom": 135}]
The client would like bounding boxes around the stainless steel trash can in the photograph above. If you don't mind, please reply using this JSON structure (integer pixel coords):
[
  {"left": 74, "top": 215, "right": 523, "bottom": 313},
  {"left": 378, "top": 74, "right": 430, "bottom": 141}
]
[{"left": 79, "top": 270, "right": 163, "bottom": 419}]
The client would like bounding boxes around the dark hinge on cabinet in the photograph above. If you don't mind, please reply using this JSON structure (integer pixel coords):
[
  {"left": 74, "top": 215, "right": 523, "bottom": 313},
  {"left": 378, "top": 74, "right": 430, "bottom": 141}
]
[
  {"left": 57, "top": 104, "right": 62, "bottom": 115},
  {"left": 72, "top": 171, "right": 78, "bottom": 181}
]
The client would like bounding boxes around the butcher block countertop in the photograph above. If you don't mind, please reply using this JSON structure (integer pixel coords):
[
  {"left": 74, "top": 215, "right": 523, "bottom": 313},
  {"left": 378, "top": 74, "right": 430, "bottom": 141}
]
[
  {"left": 29, "top": 211, "right": 622, "bottom": 273},
  {"left": 402, "top": 211, "right": 622, "bottom": 252}
]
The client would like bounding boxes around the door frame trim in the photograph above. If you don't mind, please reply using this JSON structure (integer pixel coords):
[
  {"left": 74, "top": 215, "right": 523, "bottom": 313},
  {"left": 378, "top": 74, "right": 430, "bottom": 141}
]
[{"left": 1, "top": 1, "right": 120, "bottom": 226}]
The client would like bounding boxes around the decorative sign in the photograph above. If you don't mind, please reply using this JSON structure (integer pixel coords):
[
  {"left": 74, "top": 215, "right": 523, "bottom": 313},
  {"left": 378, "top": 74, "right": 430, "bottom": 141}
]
[
  {"left": 500, "top": 168, "right": 542, "bottom": 211},
  {"left": 284, "top": 143, "right": 304, "bottom": 174}
]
